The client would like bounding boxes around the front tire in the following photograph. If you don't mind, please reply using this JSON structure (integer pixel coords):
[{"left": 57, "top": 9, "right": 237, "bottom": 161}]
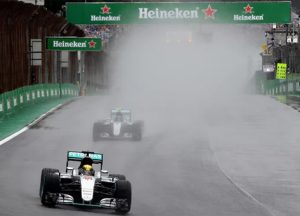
[
  {"left": 39, "top": 168, "right": 59, "bottom": 197},
  {"left": 93, "top": 122, "right": 102, "bottom": 142},
  {"left": 114, "top": 180, "right": 132, "bottom": 214},
  {"left": 40, "top": 168, "right": 60, "bottom": 207},
  {"left": 132, "top": 122, "right": 143, "bottom": 141}
]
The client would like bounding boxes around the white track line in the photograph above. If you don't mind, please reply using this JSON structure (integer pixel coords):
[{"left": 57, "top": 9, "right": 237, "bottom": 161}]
[
  {"left": 217, "top": 163, "right": 277, "bottom": 216},
  {"left": 209, "top": 140, "right": 277, "bottom": 216},
  {"left": 0, "top": 104, "right": 63, "bottom": 146}
]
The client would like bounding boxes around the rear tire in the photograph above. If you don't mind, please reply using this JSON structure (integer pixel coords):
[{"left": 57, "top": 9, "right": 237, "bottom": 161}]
[
  {"left": 40, "top": 168, "right": 60, "bottom": 207},
  {"left": 115, "top": 180, "right": 131, "bottom": 214}
]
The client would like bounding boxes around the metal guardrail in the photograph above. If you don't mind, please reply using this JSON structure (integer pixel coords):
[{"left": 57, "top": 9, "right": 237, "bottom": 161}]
[
  {"left": 263, "top": 78, "right": 300, "bottom": 96},
  {"left": 0, "top": 84, "right": 78, "bottom": 117}
]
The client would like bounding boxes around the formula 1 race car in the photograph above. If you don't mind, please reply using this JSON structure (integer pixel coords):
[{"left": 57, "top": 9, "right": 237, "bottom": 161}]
[
  {"left": 39, "top": 151, "right": 132, "bottom": 214},
  {"left": 93, "top": 109, "right": 144, "bottom": 141}
]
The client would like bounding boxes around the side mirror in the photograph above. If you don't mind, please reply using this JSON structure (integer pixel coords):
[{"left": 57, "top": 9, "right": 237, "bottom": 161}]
[
  {"left": 101, "top": 170, "right": 109, "bottom": 177},
  {"left": 66, "top": 167, "right": 74, "bottom": 175}
]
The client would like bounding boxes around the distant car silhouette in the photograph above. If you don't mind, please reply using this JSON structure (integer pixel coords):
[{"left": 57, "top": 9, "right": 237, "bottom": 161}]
[{"left": 93, "top": 109, "right": 144, "bottom": 141}]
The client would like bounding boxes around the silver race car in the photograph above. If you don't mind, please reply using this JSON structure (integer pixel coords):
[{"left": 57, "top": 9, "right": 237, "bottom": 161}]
[
  {"left": 39, "top": 151, "right": 131, "bottom": 214},
  {"left": 93, "top": 109, "right": 144, "bottom": 141}
]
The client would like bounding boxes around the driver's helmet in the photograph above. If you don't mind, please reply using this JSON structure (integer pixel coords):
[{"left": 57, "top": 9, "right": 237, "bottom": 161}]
[
  {"left": 115, "top": 112, "right": 123, "bottom": 122},
  {"left": 79, "top": 156, "right": 94, "bottom": 175},
  {"left": 80, "top": 156, "right": 93, "bottom": 167},
  {"left": 83, "top": 164, "right": 93, "bottom": 171}
]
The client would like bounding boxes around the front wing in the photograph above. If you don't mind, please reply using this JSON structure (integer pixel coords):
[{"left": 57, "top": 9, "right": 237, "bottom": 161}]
[{"left": 57, "top": 193, "right": 117, "bottom": 209}]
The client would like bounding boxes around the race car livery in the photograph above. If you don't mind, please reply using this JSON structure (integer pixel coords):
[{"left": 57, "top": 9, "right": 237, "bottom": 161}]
[
  {"left": 93, "top": 109, "right": 144, "bottom": 141},
  {"left": 39, "top": 151, "right": 131, "bottom": 214}
]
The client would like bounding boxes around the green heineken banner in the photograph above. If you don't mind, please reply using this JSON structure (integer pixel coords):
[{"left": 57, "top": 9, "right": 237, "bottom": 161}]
[
  {"left": 276, "top": 63, "right": 287, "bottom": 80},
  {"left": 46, "top": 37, "right": 102, "bottom": 51},
  {"left": 66, "top": 2, "right": 291, "bottom": 25}
]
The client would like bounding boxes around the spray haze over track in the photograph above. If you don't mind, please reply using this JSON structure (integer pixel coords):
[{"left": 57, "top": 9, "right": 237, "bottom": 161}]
[{"left": 108, "top": 24, "right": 264, "bottom": 133}]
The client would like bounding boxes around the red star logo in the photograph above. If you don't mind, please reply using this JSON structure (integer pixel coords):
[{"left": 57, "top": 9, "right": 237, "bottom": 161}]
[
  {"left": 101, "top": 5, "right": 110, "bottom": 14},
  {"left": 244, "top": 4, "right": 253, "bottom": 14},
  {"left": 89, "top": 40, "right": 96, "bottom": 48},
  {"left": 202, "top": 4, "right": 217, "bottom": 19}
]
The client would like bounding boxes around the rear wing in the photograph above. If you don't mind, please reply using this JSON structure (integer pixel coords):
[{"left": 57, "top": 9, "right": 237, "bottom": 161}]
[
  {"left": 66, "top": 151, "right": 103, "bottom": 170},
  {"left": 111, "top": 109, "right": 132, "bottom": 121},
  {"left": 111, "top": 109, "right": 131, "bottom": 114}
]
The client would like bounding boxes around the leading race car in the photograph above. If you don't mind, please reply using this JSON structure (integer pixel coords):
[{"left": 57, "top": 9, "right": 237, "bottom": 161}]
[
  {"left": 93, "top": 109, "right": 144, "bottom": 141},
  {"left": 39, "top": 151, "right": 132, "bottom": 214}
]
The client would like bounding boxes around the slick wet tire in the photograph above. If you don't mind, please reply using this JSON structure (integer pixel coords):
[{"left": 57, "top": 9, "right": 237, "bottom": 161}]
[
  {"left": 39, "top": 168, "right": 59, "bottom": 197},
  {"left": 40, "top": 168, "right": 60, "bottom": 207},
  {"left": 115, "top": 180, "right": 132, "bottom": 214},
  {"left": 93, "top": 122, "right": 103, "bottom": 141},
  {"left": 132, "top": 123, "right": 142, "bottom": 141},
  {"left": 109, "top": 174, "right": 126, "bottom": 181}
]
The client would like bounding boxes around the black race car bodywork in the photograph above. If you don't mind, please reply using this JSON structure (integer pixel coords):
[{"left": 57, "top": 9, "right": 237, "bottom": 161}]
[
  {"left": 39, "top": 151, "right": 131, "bottom": 214},
  {"left": 93, "top": 109, "right": 144, "bottom": 141}
]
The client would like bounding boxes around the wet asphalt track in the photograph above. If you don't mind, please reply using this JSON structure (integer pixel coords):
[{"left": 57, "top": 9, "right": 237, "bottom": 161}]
[{"left": 0, "top": 96, "right": 272, "bottom": 216}]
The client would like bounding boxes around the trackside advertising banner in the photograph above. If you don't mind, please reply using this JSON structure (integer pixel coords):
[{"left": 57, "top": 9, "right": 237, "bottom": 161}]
[
  {"left": 46, "top": 37, "right": 102, "bottom": 51},
  {"left": 66, "top": 2, "right": 291, "bottom": 25}
]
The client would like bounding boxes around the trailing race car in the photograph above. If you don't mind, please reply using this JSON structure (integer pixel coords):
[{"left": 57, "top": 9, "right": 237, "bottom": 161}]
[
  {"left": 93, "top": 109, "right": 144, "bottom": 141},
  {"left": 39, "top": 151, "right": 132, "bottom": 214}
]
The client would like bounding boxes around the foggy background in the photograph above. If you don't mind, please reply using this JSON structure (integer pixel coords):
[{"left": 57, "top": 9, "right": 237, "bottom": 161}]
[{"left": 105, "top": 24, "right": 265, "bottom": 135}]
